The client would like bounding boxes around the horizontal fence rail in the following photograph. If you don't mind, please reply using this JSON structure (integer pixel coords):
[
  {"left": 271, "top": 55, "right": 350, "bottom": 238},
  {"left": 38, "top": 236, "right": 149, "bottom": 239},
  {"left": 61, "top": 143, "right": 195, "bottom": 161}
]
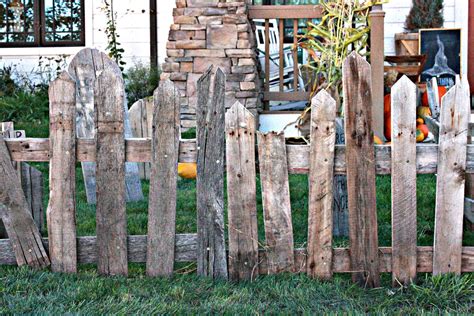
[
  {"left": 0, "top": 237, "right": 472, "bottom": 273},
  {"left": 6, "top": 139, "right": 474, "bottom": 175}
]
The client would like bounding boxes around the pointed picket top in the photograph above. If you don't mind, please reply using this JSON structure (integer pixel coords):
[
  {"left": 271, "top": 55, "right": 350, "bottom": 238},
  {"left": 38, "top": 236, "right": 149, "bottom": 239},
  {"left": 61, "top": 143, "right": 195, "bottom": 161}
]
[
  {"left": 225, "top": 101, "right": 255, "bottom": 131},
  {"left": 343, "top": 51, "right": 371, "bottom": 77},
  {"left": 311, "top": 89, "right": 337, "bottom": 121}
]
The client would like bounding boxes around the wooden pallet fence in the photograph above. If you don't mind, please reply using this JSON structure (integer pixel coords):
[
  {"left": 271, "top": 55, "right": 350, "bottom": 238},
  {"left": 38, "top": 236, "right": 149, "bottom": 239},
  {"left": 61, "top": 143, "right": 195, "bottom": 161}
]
[
  {"left": 196, "top": 68, "right": 228, "bottom": 279},
  {"left": 1, "top": 52, "right": 474, "bottom": 288},
  {"left": 129, "top": 98, "right": 153, "bottom": 180}
]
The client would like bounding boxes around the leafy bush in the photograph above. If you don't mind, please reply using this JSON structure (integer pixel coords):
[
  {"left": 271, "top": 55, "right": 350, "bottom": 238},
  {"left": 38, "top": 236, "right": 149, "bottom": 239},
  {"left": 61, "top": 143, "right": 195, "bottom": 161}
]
[
  {"left": 405, "top": 0, "right": 444, "bottom": 32},
  {"left": 125, "top": 62, "right": 161, "bottom": 106},
  {"left": 0, "top": 66, "right": 19, "bottom": 97}
]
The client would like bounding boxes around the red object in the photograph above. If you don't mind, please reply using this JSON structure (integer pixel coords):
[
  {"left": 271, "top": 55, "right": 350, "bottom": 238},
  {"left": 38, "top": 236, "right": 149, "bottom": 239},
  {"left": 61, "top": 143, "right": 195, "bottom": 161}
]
[
  {"left": 384, "top": 94, "right": 391, "bottom": 141},
  {"left": 422, "top": 86, "right": 447, "bottom": 107}
]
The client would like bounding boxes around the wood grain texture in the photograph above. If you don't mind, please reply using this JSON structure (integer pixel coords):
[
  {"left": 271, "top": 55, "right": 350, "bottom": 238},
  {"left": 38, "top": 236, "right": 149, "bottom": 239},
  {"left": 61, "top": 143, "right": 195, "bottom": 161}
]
[
  {"left": 0, "top": 237, "right": 472, "bottom": 273},
  {"left": 47, "top": 71, "right": 78, "bottom": 273},
  {"left": 95, "top": 68, "right": 128, "bottom": 276},
  {"left": 21, "top": 163, "right": 44, "bottom": 233},
  {"left": 7, "top": 138, "right": 474, "bottom": 175},
  {"left": 391, "top": 76, "right": 417, "bottom": 286},
  {"left": 307, "top": 90, "right": 336, "bottom": 279},
  {"left": 68, "top": 48, "right": 143, "bottom": 204},
  {"left": 146, "top": 80, "right": 180, "bottom": 277},
  {"left": 433, "top": 77, "right": 471, "bottom": 275},
  {"left": 226, "top": 102, "right": 259, "bottom": 281},
  {"left": 129, "top": 98, "right": 154, "bottom": 180},
  {"left": 342, "top": 52, "right": 380, "bottom": 288},
  {"left": 257, "top": 132, "right": 294, "bottom": 274},
  {"left": 196, "top": 68, "right": 228, "bottom": 279},
  {"left": 0, "top": 137, "right": 50, "bottom": 268}
]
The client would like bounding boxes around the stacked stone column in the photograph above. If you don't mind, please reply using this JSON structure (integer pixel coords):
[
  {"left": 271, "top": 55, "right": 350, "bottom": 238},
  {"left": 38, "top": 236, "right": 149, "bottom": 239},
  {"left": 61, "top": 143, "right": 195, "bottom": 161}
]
[{"left": 161, "top": 0, "right": 261, "bottom": 129}]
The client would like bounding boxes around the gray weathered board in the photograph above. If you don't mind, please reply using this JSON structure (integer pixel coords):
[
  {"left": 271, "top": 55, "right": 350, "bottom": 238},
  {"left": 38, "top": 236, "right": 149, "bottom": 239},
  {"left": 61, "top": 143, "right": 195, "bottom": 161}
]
[
  {"left": 226, "top": 102, "right": 259, "bottom": 281},
  {"left": 258, "top": 131, "right": 294, "bottom": 274},
  {"left": 95, "top": 68, "right": 128, "bottom": 276},
  {"left": 47, "top": 71, "right": 78, "bottom": 273},
  {"left": 129, "top": 98, "right": 154, "bottom": 180},
  {"left": 342, "top": 52, "right": 380, "bottom": 288},
  {"left": 68, "top": 48, "right": 143, "bottom": 204},
  {"left": 391, "top": 76, "right": 417, "bottom": 286},
  {"left": 0, "top": 136, "right": 50, "bottom": 268},
  {"left": 146, "top": 80, "right": 180, "bottom": 277},
  {"left": 433, "top": 77, "right": 470, "bottom": 275},
  {"left": 196, "top": 68, "right": 228, "bottom": 279},
  {"left": 0, "top": 123, "right": 44, "bottom": 238},
  {"left": 307, "top": 90, "right": 336, "bottom": 279}
]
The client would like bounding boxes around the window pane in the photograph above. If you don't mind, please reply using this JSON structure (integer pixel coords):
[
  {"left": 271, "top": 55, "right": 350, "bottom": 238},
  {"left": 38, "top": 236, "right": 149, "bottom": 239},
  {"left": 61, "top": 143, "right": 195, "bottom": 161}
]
[
  {"left": 43, "top": 0, "right": 82, "bottom": 43},
  {"left": 0, "top": 0, "right": 36, "bottom": 44}
]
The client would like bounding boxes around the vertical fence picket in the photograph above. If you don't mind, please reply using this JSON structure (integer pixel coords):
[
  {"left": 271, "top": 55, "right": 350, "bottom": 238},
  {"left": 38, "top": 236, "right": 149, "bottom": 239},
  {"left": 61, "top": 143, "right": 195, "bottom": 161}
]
[
  {"left": 307, "top": 90, "right": 336, "bottom": 280},
  {"left": 257, "top": 132, "right": 294, "bottom": 274},
  {"left": 391, "top": 76, "right": 417, "bottom": 286},
  {"left": 226, "top": 102, "right": 259, "bottom": 281},
  {"left": 146, "top": 80, "right": 180, "bottom": 277},
  {"left": 129, "top": 99, "right": 153, "bottom": 180},
  {"left": 433, "top": 77, "right": 470, "bottom": 275},
  {"left": 342, "top": 52, "right": 380, "bottom": 288},
  {"left": 0, "top": 137, "right": 50, "bottom": 268},
  {"left": 197, "top": 68, "right": 228, "bottom": 279},
  {"left": 95, "top": 68, "right": 128, "bottom": 276},
  {"left": 47, "top": 71, "right": 77, "bottom": 273}
]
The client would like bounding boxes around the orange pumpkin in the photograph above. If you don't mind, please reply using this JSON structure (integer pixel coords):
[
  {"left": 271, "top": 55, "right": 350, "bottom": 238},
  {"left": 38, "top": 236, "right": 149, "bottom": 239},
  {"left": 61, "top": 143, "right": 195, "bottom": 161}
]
[
  {"left": 422, "top": 86, "right": 448, "bottom": 107},
  {"left": 418, "top": 124, "right": 429, "bottom": 138},
  {"left": 384, "top": 94, "right": 391, "bottom": 141},
  {"left": 374, "top": 135, "right": 383, "bottom": 145},
  {"left": 416, "top": 118, "right": 424, "bottom": 125},
  {"left": 178, "top": 163, "right": 197, "bottom": 179}
]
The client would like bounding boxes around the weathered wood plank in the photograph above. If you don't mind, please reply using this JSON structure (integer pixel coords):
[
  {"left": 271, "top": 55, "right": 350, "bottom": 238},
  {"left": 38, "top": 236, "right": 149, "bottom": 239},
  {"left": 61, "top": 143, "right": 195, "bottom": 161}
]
[
  {"left": 433, "top": 77, "right": 471, "bottom": 275},
  {"left": 129, "top": 98, "right": 153, "bottom": 180},
  {"left": 0, "top": 137, "right": 50, "bottom": 268},
  {"left": 68, "top": 48, "right": 143, "bottom": 204},
  {"left": 333, "top": 118, "right": 349, "bottom": 237},
  {"left": 0, "top": 237, "right": 472, "bottom": 273},
  {"left": 257, "top": 132, "right": 294, "bottom": 274},
  {"left": 342, "top": 52, "right": 380, "bottom": 288},
  {"left": 391, "top": 76, "right": 417, "bottom": 286},
  {"left": 146, "top": 80, "right": 180, "bottom": 277},
  {"left": 196, "top": 68, "right": 228, "bottom": 279},
  {"left": 95, "top": 68, "right": 128, "bottom": 276},
  {"left": 307, "top": 90, "right": 336, "bottom": 279},
  {"left": 47, "top": 71, "right": 78, "bottom": 273},
  {"left": 226, "top": 102, "right": 259, "bottom": 281},
  {"left": 22, "top": 164, "right": 44, "bottom": 232},
  {"left": 8, "top": 139, "right": 474, "bottom": 175}
]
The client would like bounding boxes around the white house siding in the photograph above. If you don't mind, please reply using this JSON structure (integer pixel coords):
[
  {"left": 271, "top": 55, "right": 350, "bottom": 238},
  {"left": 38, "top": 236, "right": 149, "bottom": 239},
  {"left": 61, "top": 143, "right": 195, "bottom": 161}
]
[
  {"left": 0, "top": 0, "right": 175, "bottom": 73},
  {"left": 383, "top": 0, "right": 469, "bottom": 76}
]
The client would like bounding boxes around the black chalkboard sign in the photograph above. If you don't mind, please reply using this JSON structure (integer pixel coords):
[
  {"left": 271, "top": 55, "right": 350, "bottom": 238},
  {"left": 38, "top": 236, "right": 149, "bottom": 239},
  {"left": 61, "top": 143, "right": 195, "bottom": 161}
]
[{"left": 419, "top": 28, "right": 461, "bottom": 86}]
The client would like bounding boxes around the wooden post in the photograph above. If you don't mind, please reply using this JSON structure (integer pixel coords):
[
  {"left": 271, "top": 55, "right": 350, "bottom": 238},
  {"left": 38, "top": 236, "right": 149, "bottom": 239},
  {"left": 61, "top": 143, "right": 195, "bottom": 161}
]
[
  {"left": 370, "top": 4, "right": 385, "bottom": 139},
  {"left": 226, "top": 102, "right": 259, "bottom": 281},
  {"left": 0, "top": 137, "right": 50, "bottom": 268},
  {"left": 257, "top": 132, "right": 294, "bottom": 274},
  {"left": 95, "top": 68, "right": 128, "bottom": 276},
  {"left": 196, "top": 68, "right": 228, "bottom": 279},
  {"left": 433, "top": 77, "right": 470, "bottom": 275},
  {"left": 391, "top": 76, "right": 417, "bottom": 286},
  {"left": 342, "top": 52, "right": 380, "bottom": 288},
  {"left": 47, "top": 71, "right": 78, "bottom": 273},
  {"left": 146, "top": 80, "right": 180, "bottom": 277},
  {"left": 307, "top": 90, "right": 336, "bottom": 280}
]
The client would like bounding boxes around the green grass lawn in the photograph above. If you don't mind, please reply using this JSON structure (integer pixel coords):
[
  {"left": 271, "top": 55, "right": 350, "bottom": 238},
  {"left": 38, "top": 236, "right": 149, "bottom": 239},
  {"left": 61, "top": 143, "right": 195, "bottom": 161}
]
[{"left": 1, "top": 126, "right": 473, "bottom": 313}]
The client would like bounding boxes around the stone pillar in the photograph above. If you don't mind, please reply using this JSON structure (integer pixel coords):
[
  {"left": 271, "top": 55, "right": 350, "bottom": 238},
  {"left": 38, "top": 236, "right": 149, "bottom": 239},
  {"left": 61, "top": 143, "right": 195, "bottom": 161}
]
[{"left": 162, "top": 0, "right": 262, "bottom": 129}]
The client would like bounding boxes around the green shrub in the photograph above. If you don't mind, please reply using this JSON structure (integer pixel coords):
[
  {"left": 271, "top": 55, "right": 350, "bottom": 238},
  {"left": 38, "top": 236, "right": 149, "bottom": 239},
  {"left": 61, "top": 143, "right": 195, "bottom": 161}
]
[
  {"left": 125, "top": 62, "right": 161, "bottom": 106},
  {"left": 0, "top": 66, "right": 19, "bottom": 96}
]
